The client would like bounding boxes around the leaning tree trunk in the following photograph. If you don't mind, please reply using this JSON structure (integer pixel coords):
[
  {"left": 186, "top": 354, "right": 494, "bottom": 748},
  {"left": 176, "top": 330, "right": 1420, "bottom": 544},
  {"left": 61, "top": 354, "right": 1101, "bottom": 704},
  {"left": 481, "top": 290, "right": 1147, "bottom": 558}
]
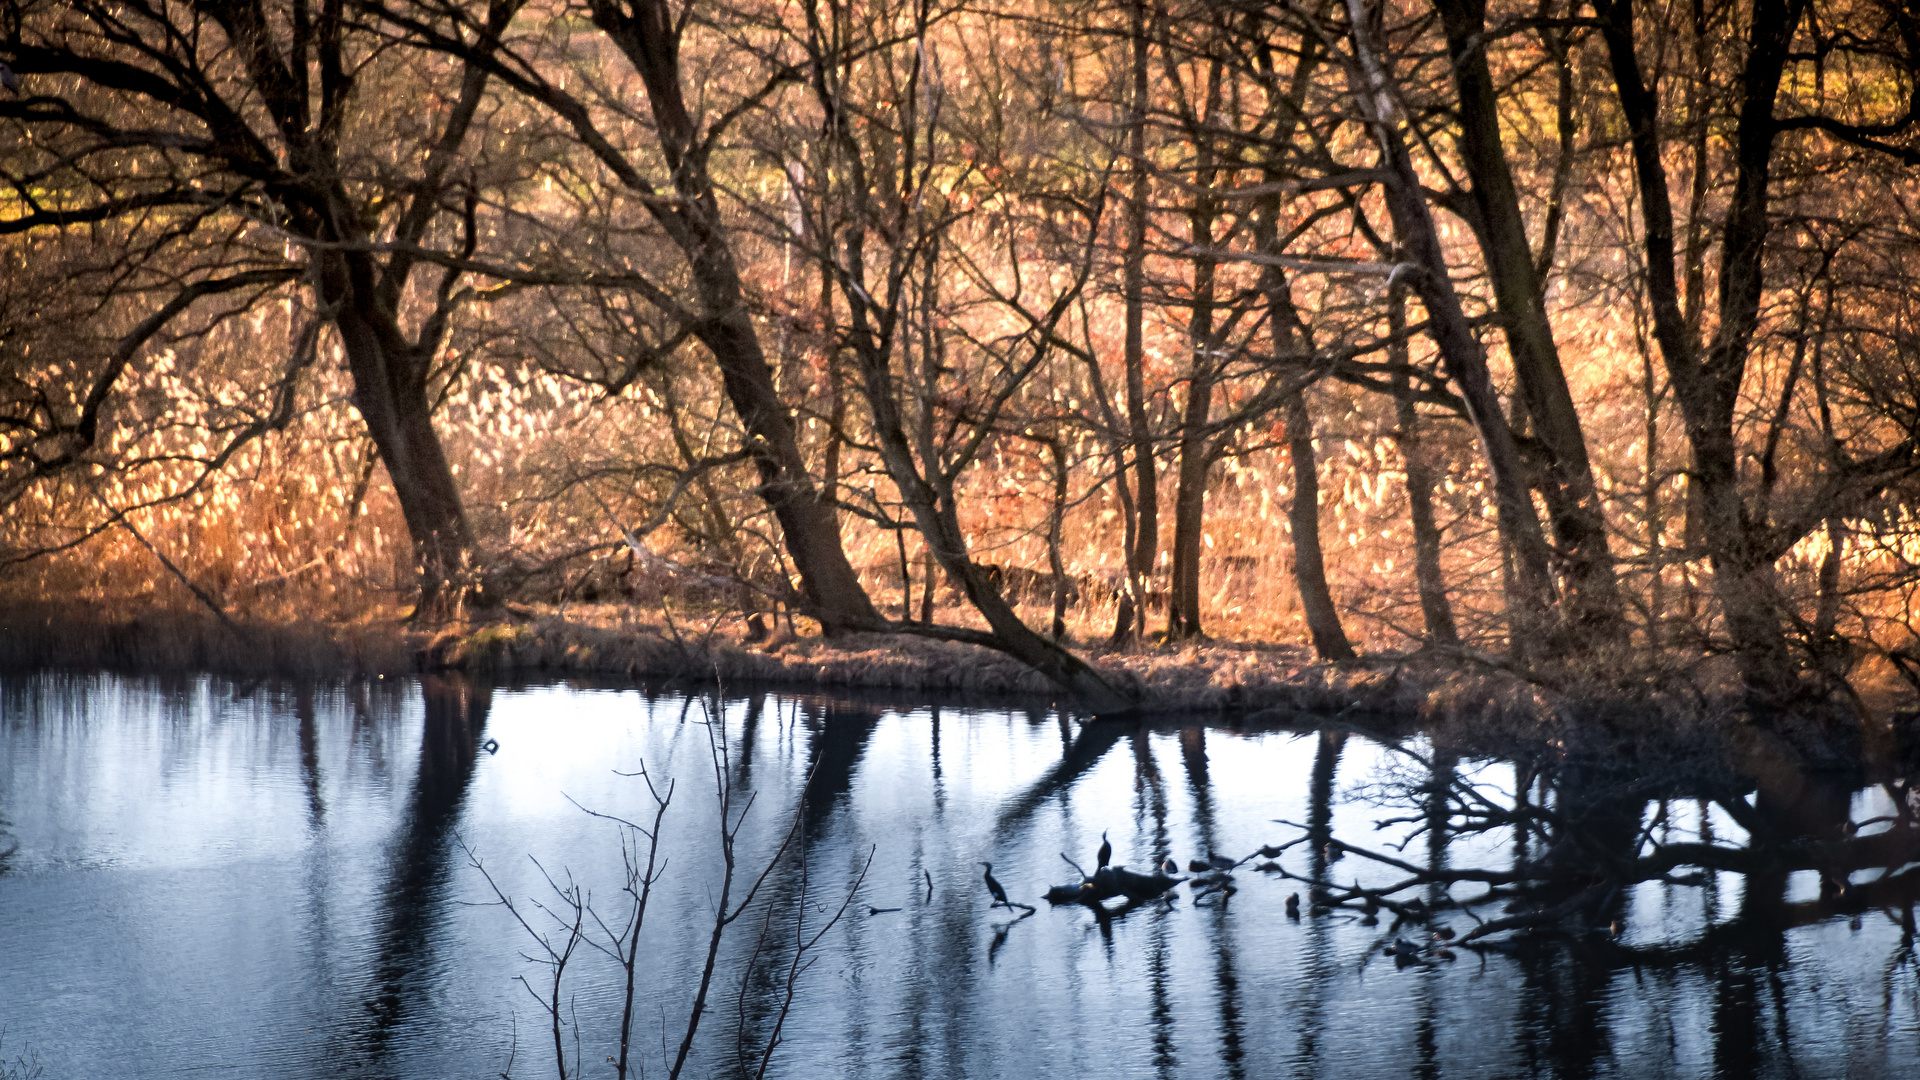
[
  {"left": 1284, "top": 388, "right": 1356, "bottom": 661},
  {"left": 847, "top": 333, "right": 1136, "bottom": 714},
  {"left": 1434, "top": 0, "right": 1627, "bottom": 650},
  {"left": 324, "top": 252, "right": 476, "bottom": 618},
  {"left": 1344, "top": 0, "right": 1558, "bottom": 653},
  {"left": 586, "top": 0, "right": 881, "bottom": 634},
  {"left": 701, "top": 312, "right": 881, "bottom": 632}
]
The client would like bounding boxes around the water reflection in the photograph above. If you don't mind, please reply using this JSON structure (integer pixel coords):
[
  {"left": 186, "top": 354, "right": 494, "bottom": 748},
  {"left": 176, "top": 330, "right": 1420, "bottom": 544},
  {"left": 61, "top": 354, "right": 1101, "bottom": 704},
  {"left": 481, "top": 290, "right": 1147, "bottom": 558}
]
[
  {"left": 347, "top": 675, "right": 492, "bottom": 1071},
  {"left": 0, "top": 673, "right": 1917, "bottom": 1078}
]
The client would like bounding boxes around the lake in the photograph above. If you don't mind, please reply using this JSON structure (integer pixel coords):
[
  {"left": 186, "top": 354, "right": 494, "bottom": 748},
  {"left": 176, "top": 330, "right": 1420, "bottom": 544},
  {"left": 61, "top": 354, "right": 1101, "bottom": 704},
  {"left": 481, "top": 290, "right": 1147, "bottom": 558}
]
[{"left": 1, "top": 671, "right": 1916, "bottom": 1078}]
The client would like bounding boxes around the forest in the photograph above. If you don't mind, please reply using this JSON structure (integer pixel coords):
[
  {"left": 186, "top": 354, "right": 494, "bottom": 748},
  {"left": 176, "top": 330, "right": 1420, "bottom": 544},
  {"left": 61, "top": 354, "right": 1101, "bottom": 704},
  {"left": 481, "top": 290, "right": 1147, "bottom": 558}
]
[{"left": 6, "top": 0, "right": 1920, "bottom": 719}]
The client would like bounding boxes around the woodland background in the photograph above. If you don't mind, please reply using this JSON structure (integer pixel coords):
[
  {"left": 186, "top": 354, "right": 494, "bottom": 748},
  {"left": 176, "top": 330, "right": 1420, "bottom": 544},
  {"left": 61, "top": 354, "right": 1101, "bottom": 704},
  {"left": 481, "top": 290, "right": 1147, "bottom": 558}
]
[{"left": 6, "top": 0, "right": 1920, "bottom": 713}]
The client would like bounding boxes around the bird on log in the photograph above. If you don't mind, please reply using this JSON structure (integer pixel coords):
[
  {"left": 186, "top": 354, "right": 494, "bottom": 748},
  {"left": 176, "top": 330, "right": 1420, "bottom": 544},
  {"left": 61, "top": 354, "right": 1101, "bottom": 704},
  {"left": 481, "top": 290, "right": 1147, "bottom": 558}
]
[
  {"left": 1097, "top": 831, "right": 1112, "bottom": 870},
  {"left": 1047, "top": 836, "right": 1183, "bottom": 909},
  {"left": 979, "top": 862, "right": 1034, "bottom": 913}
]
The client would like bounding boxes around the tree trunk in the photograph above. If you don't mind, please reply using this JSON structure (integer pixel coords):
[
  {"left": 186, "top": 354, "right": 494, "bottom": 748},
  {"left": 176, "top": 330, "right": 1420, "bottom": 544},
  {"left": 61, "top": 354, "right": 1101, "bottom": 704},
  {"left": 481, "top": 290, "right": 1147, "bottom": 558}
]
[
  {"left": 587, "top": 0, "right": 880, "bottom": 634},
  {"left": 1117, "top": 0, "right": 1156, "bottom": 646},
  {"left": 704, "top": 314, "right": 881, "bottom": 632},
  {"left": 1642, "top": 334, "right": 1665, "bottom": 658},
  {"left": 1167, "top": 46, "right": 1226, "bottom": 642},
  {"left": 324, "top": 253, "right": 475, "bottom": 618},
  {"left": 1433, "top": 0, "right": 1627, "bottom": 649},
  {"left": 1168, "top": 368, "right": 1214, "bottom": 640},
  {"left": 1108, "top": 451, "right": 1142, "bottom": 647},
  {"left": 920, "top": 549, "right": 937, "bottom": 625},
  {"left": 1285, "top": 389, "right": 1356, "bottom": 660},
  {"left": 1254, "top": 178, "right": 1354, "bottom": 660},
  {"left": 847, "top": 334, "right": 1135, "bottom": 713},
  {"left": 1048, "top": 439, "right": 1071, "bottom": 641},
  {"left": 820, "top": 260, "right": 847, "bottom": 509},
  {"left": 1389, "top": 281, "right": 1458, "bottom": 645},
  {"left": 1344, "top": 0, "right": 1556, "bottom": 654},
  {"left": 1599, "top": 0, "right": 1805, "bottom": 703},
  {"left": 1168, "top": 216, "right": 1218, "bottom": 641}
]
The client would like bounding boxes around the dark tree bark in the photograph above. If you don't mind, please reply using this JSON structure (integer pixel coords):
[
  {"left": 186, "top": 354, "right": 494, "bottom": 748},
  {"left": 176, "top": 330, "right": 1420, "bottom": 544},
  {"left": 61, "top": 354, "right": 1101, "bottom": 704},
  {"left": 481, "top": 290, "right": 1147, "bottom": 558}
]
[
  {"left": 844, "top": 312, "right": 1135, "bottom": 711},
  {"left": 222, "top": 0, "right": 506, "bottom": 617},
  {"left": 1167, "top": 341, "right": 1216, "bottom": 640},
  {"left": 1168, "top": 171, "right": 1219, "bottom": 641},
  {"left": 326, "top": 264, "right": 477, "bottom": 613},
  {"left": 1388, "top": 281, "right": 1458, "bottom": 646},
  {"left": 1248, "top": 146, "right": 1354, "bottom": 659},
  {"left": 1284, "top": 388, "right": 1356, "bottom": 660},
  {"left": 1343, "top": 0, "right": 1558, "bottom": 652},
  {"left": 1598, "top": 0, "right": 1804, "bottom": 700},
  {"left": 1115, "top": 0, "right": 1157, "bottom": 647},
  {"left": 580, "top": 0, "right": 881, "bottom": 633},
  {"left": 1048, "top": 438, "right": 1072, "bottom": 641},
  {"left": 820, "top": 262, "right": 848, "bottom": 514},
  {"left": 1432, "top": 0, "right": 1628, "bottom": 648},
  {"left": 1165, "top": 34, "right": 1229, "bottom": 642}
]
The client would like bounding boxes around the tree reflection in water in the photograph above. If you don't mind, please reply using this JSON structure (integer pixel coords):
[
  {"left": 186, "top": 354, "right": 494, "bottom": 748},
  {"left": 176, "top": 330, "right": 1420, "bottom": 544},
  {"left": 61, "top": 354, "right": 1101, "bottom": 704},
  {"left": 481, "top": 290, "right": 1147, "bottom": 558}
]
[
  {"left": 342, "top": 674, "right": 492, "bottom": 1075},
  {"left": 6, "top": 675, "right": 1919, "bottom": 1078},
  {"left": 966, "top": 698, "right": 1920, "bottom": 1076},
  {"left": 1256, "top": 711, "right": 1920, "bottom": 1078}
]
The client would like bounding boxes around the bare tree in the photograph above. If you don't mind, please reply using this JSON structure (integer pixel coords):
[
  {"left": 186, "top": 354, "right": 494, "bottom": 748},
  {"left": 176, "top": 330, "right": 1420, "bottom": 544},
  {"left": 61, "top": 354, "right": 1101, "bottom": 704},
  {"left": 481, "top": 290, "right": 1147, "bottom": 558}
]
[{"left": 1, "top": 0, "right": 530, "bottom": 613}]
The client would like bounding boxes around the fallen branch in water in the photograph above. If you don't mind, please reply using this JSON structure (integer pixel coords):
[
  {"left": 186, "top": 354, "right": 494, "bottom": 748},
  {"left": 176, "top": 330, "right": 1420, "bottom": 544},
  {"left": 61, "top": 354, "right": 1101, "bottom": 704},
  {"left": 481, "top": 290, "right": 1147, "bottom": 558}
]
[{"left": 1046, "top": 848, "right": 1186, "bottom": 910}]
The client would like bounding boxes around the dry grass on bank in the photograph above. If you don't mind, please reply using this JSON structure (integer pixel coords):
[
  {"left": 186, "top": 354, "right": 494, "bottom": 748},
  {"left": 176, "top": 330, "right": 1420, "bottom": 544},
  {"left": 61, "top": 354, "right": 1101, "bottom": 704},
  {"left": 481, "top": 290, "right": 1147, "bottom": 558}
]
[
  {"left": 10, "top": 592, "right": 1913, "bottom": 781},
  {"left": 0, "top": 592, "right": 1451, "bottom": 713}
]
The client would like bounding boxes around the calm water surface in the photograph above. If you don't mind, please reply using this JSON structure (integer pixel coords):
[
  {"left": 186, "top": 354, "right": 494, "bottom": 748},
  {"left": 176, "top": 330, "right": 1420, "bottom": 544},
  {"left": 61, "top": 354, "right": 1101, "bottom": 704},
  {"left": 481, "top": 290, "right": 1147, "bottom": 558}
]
[{"left": 1, "top": 672, "right": 1916, "bottom": 1078}]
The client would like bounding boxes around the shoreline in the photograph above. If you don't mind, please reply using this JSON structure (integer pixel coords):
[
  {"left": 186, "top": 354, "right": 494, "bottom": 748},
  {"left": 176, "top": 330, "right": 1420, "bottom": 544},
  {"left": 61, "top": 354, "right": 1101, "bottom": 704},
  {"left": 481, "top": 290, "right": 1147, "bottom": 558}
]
[
  {"left": 0, "top": 596, "right": 1523, "bottom": 717},
  {"left": 3, "top": 599, "right": 1902, "bottom": 776},
  {"left": 0, "top": 598, "right": 1399, "bottom": 710}
]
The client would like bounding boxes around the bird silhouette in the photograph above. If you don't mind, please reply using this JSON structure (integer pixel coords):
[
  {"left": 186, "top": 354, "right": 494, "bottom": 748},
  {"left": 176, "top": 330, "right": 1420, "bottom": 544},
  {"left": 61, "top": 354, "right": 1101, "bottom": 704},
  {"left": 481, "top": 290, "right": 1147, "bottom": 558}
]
[
  {"left": 978, "top": 862, "right": 1009, "bottom": 907},
  {"left": 1097, "top": 831, "right": 1111, "bottom": 870}
]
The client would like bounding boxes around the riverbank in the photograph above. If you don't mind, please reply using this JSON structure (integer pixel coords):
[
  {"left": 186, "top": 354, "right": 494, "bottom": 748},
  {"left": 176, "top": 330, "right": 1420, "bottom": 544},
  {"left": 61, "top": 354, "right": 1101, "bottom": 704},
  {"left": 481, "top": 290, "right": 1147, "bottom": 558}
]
[
  {"left": 0, "top": 597, "right": 1533, "bottom": 714},
  {"left": 3, "top": 597, "right": 1900, "bottom": 772}
]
